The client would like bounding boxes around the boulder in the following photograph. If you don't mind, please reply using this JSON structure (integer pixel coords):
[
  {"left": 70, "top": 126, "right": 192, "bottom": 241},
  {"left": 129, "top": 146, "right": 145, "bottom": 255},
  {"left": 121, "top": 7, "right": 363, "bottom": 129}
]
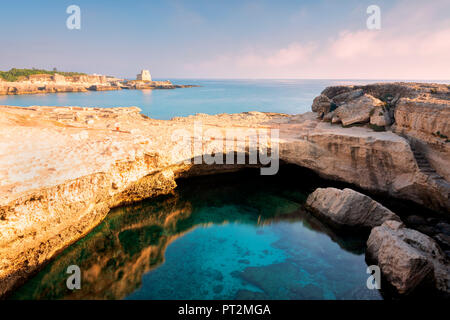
[
  {"left": 334, "top": 94, "right": 384, "bottom": 126},
  {"left": 321, "top": 85, "right": 355, "bottom": 99},
  {"left": 367, "top": 220, "right": 450, "bottom": 294},
  {"left": 314, "top": 83, "right": 449, "bottom": 140},
  {"left": 311, "top": 94, "right": 331, "bottom": 115},
  {"left": 305, "top": 188, "right": 401, "bottom": 230},
  {"left": 370, "top": 106, "right": 393, "bottom": 127},
  {"left": 331, "top": 88, "right": 364, "bottom": 105},
  {"left": 313, "top": 89, "right": 364, "bottom": 121},
  {"left": 322, "top": 110, "right": 335, "bottom": 122}
]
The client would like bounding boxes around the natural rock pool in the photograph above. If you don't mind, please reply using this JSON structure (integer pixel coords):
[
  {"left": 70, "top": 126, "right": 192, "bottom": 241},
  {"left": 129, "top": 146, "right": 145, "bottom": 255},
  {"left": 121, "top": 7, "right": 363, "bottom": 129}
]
[{"left": 10, "top": 167, "right": 383, "bottom": 300}]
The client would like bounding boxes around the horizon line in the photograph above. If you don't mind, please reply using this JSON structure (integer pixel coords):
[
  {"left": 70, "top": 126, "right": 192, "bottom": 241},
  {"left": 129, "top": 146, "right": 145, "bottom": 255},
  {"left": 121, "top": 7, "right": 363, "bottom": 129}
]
[{"left": 157, "top": 77, "right": 450, "bottom": 82}]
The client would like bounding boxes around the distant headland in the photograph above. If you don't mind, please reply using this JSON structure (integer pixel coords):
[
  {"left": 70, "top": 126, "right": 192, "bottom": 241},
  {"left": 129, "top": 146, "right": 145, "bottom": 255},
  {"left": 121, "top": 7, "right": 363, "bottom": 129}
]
[{"left": 0, "top": 68, "right": 198, "bottom": 95}]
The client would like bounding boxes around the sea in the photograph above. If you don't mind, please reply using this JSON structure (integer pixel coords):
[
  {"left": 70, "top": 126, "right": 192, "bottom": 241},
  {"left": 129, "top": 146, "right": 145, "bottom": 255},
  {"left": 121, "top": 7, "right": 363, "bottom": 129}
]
[{"left": 2, "top": 79, "right": 445, "bottom": 119}]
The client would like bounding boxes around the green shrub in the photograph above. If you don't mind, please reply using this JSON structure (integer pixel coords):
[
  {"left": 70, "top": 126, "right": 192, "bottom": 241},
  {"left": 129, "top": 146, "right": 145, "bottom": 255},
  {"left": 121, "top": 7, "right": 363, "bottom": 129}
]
[
  {"left": 382, "top": 93, "right": 394, "bottom": 102},
  {"left": 329, "top": 102, "right": 338, "bottom": 112},
  {"left": 0, "top": 68, "right": 86, "bottom": 82},
  {"left": 369, "top": 124, "right": 386, "bottom": 132},
  {"left": 342, "top": 123, "right": 365, "bottom": 128},
  {"left": 434, "top": 131, "right": 449, "bottom": 139}
]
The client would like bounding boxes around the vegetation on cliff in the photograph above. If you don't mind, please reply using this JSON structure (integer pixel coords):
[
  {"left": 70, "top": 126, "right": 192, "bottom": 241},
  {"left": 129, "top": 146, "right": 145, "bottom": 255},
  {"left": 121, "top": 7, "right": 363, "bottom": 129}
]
[{"left": 0, "top": 68, "right": 86, "bottom": 82}]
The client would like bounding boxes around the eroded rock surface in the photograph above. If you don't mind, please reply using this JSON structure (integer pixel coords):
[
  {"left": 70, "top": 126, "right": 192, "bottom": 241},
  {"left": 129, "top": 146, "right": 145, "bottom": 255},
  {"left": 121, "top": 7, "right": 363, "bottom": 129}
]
[
  {"left": 0, "top": 74, "right": 196, "bottom": 95},
  {"left": 310, "top": 82, "right": 450, "bottom": 210},
  {"left": 0, "top": 83, "right": 449, "bottom": 296},
  {"left": 306, "top": 188, "right": 400, "bottom": 230},
  {"left": 333, "top": 94, "right": 384, "bottom": 126},
  {"left": 311, "top": 94, "right": 332, "bottom": 115},
  {"left": 393, "top": 97, "right": 450, "bottom": 181},
  {"left": 0, "top": 74, "right": 114, "bottom": 95},
  {"left": 314, "top": 82, "right": 449, "bottom": 132},
  {"left": 367, "top": 220, "right": 450, "bottom": 295}
]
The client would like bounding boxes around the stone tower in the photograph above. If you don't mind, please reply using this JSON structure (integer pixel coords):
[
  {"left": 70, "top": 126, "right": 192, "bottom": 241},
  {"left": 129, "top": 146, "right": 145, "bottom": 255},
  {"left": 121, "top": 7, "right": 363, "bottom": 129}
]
[{"left": 136, "top": 69, "right": 152, "bottom": 81}]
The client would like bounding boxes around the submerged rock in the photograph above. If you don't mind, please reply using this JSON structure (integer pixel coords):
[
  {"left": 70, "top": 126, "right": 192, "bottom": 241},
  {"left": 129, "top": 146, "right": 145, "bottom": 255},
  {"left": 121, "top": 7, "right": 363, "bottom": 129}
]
[
  {"left": 305, "top": 188, "right": 400, "bottom": 230},
  {"left": 367, "top": 220, "right": 450, "bottom": 295}
]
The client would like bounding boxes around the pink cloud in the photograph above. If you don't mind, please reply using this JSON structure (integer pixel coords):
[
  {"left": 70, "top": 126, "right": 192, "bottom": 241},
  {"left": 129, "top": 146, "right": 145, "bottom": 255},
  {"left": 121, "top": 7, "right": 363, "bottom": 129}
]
[
  {"left": 266, "top": 43, "right": 317, "bottom": 67},
  {"left": 183, "top": 1, "right": 450, "bottom": 79}
]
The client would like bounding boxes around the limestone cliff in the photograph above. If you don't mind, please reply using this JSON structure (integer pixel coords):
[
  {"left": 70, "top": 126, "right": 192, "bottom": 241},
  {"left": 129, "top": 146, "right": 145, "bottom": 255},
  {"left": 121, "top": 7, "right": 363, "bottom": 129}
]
[
  {"left": 393, "top": 97, "right": 450, "bottom": 181},
  {"left": 0, "top": 74, "right": 115, "bottom": 95},
  {"left": 305, "top": 187, "right": 400, "bottom": 230},
  {"left": 0, "top": 73, "right": 198, "bottom": 95},
  {"left": 310, "top": 82, "right": 450, "bottom": 211}
]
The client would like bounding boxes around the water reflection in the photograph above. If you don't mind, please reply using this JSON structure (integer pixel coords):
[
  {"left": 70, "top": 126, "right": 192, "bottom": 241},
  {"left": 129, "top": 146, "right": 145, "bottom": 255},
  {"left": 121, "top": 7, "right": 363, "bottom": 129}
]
[{"left": 11, "top": 168, "right": 381, "bottom": 300}]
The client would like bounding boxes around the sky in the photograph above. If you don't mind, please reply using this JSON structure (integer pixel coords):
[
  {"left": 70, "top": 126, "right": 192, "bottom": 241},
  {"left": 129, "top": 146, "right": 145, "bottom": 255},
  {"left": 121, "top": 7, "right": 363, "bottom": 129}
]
[{"left": 1, "top": 0, "right": 449, "bottom": 79}]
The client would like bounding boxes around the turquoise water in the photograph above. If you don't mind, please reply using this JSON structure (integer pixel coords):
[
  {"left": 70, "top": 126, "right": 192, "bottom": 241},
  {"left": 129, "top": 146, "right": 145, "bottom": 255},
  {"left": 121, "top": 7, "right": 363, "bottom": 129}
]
[
  {"left": 0, "top": 79, "right": 403, "bottom": 119},
  {"left": 2, "top": 79, "right": 448, "bottom": 120},
  {"left": 11, "top": 168, "right": 382, "bottom": 300}
]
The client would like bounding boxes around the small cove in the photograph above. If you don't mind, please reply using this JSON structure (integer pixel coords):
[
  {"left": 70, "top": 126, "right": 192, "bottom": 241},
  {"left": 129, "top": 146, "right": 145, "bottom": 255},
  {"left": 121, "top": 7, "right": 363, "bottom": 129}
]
[{"left": 11, "top": 166, "right": 384, "bottom": 300}]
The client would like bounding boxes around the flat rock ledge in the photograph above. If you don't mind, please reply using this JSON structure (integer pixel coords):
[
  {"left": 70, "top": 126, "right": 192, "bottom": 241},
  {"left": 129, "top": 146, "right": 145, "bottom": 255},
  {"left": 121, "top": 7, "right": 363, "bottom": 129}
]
[
  {"left": 367, "top": 220, "right": 450, "bottom": 295},
  {"left": 305, "top": 187, "right": 401, "bottom": 230}
]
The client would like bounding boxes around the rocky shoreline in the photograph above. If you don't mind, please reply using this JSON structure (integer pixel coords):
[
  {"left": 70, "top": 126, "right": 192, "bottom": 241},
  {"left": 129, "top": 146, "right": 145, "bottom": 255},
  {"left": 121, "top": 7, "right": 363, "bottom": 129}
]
[
  {"left": 306, "top": 187, "right": 449, "bottom": 296},
  {"left": 0, "top": 73, "right": 198, "bottom": 95},
  {"left": 0, "top": 82, "right": 448, "bottom": 298}
]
